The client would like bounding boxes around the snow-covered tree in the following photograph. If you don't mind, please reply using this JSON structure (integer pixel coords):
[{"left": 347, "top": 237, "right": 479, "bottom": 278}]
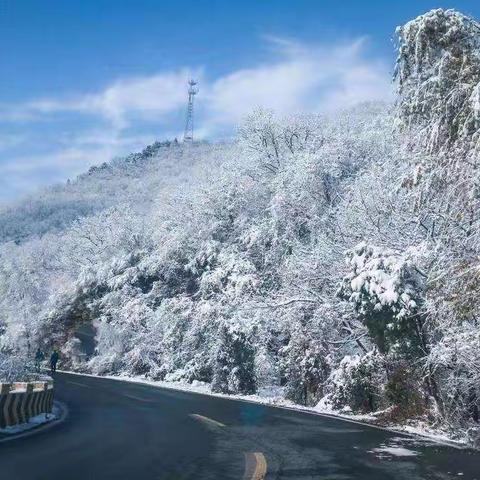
[
  {"left": 395, "top": 8, "right": 480, "bottom": 156},
  {"left": 338, "top": 242, "right": 426, "bottom": 357},
  {"left": 211, "top": 324, "right": 256, "bottom": 395}
]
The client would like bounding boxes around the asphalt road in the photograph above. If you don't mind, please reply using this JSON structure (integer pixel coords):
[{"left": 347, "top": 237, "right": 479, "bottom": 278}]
[{"left": 0, "top": 372, "right": 479, "bottom": 479}]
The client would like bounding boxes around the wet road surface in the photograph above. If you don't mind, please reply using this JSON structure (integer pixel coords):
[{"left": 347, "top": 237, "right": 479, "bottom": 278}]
[{"left": 0, "top": 372, "right": 479, "bottom": 479}]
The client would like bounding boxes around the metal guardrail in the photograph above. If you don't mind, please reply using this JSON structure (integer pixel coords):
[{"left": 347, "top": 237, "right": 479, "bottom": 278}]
[{"left": 0, "top": 381, "right": 54, "bottom": 428}]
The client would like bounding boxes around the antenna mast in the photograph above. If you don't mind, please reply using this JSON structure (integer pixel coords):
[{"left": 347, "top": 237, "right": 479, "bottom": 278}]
[{"left": 183, "top": 79, "right": 198, "bottom": 142}]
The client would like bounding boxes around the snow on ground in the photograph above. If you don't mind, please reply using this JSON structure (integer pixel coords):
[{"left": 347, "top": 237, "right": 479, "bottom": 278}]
[
  {"left": 61, "top": 370, "right": 471, "bottom": 449},
  {"left": 0, "top": 403, "right": 61, "bottom": 436}
]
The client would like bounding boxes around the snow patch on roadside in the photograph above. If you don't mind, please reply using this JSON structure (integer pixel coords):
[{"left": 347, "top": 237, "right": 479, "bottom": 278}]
[{"left": 0, "top": 404, "right": 60, "bottom": 436}]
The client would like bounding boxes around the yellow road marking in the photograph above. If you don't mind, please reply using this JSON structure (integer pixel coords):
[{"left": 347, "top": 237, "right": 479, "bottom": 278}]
[
  {"left": 67, "top": 381, "right": 92, "bottom": 388},
  {"left": 243, "top": 452, "right": 267, "bottom": 480},
  {"left": 189, "top": 413, "right": 226, "bottom": 428}
]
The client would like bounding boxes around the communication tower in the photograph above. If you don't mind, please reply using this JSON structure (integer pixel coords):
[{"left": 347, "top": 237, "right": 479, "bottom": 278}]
[{"left": 183, "top": 79, "right": 198, "bottom": 142}]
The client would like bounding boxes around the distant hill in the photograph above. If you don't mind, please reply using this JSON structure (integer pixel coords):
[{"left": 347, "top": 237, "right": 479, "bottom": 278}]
[{"left": 0, "top": 140, "right": 231, "bottom": 244}]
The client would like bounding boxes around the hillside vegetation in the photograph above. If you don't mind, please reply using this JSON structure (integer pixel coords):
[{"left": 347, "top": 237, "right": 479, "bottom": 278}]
[{"left": 2, "top": 9, "right": 480, "bottom": 444}]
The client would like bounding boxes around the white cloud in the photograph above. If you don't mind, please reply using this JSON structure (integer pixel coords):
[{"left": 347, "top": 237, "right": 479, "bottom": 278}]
[
  {"left": 204, "top": 37, "right": 392, "bottom": 129},
  {"left": 17, "top": 68, "right": 200, "bottom": 129}
]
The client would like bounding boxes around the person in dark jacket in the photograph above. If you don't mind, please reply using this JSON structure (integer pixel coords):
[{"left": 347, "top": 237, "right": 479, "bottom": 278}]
[
  {"left": 50, "top": 349, "right": 59, "bottom": 374},
  {"left": 34, "top": 348, "right": 44, "bottom": 372}
]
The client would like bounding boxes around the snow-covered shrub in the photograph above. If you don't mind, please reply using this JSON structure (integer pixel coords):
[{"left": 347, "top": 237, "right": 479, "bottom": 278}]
[
  {"left": 320, "top": 351, "right": 386, "bottom": 413},
  {"left": 88, "top": 321, "right": 126, "bottom": 375},
  {"left": 280, "top": 329, "right": 330, "bottom": 406},
  {"left": 162, "top": 354, "right": 213, "bottom": 384},
  {"left": 427, "top": 324, "right": 480, "bottom": 427},
  {"left": 211, "top": 324, "right": 256, "bottom": 395},
  {"left": 384, "top": 362, "right": 425, "bottom": 420},
  {"left": 181, "top": 354, "right": 214, "bottom": 383}
]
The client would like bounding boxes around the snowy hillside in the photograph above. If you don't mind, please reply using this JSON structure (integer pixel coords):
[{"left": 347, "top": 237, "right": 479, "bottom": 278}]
[
  {"left": 2, "top": 8, "right": 480, "bottom": 446},
  {"left": 0, "top": 141, "right": 231, "bottom": 243}
]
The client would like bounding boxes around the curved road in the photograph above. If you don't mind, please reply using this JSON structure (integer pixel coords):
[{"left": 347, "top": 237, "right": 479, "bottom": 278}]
[{"left": 0, "top": 372, "right": 479, "bottom": 479}]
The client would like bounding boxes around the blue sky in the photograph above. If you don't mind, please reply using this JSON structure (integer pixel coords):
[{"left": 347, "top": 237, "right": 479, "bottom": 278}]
[{"left": 1, "top": 0, "right": 480, "bottom": 203}]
